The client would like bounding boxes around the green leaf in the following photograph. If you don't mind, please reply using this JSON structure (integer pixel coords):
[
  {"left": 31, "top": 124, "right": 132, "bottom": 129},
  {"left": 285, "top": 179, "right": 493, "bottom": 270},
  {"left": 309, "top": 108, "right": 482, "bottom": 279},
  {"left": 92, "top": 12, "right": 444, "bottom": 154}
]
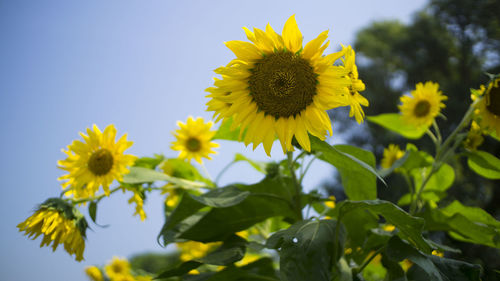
[
  {"left": 203, "top": 258, "right": 279, "bottom": 281},
  {"left": 156, "top": 261, "right": 202, "bottom": 279},
  {"left": 161, "top": 158, "right": 213, "bottom": 185},
  {"left": 400, "top": 144, "right": 434, "bottom": 171},
  {"left": 133, "top": 154, "right": 164, "bottom": 169},
  {"left": 338, "top": 200, "right": 431, "bottom": 253},
  {"left": 398, "top": 190, "right": 446, "bottom": 206},
  {"left": 420, "top": 201, "right": 500, "bottom": 248},
  {"left": 213, "top": 117, "right": 246, "bottom": 141},
  {"left": 466, "top": 150, "right": 500, "bottom": 179},
  {"left": 411, "top": 163, "right": 455, "bottom": 193},
  {"left": 310, "top": 136, "right": 380, "bottom": 200},
  {"left": 367, "top": 113, "right": 428, "bottom": 139},
  {"left": 122, "top": 167, "right": 206, "bottom": 189},
  {"left": 189, "top": 186, "right": 250, "bottom": 208},
  {"left": 160, "top": 176, "right": 297, "bottom": 244},
  {"left": 386, "top": 236, "right": 481, "bottom": 281},
  {"left": 197, "top": 235, "right": 247, "bottom": 265},
  {"left": 88, "top": 201, "right": 97, "bottom": 223},
  {"left": 234, "top": 153, "right": 267, "bottom": 174},
  {"left": 265, "top": 219, "right": 346, "bottom": 281}
]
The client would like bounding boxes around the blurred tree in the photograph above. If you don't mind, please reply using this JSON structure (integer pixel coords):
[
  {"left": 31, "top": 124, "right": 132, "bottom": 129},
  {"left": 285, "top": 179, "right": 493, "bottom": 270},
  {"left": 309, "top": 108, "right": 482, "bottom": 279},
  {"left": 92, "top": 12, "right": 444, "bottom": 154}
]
[{"left": 326, "top": 0, "right": 500, "bottom": 279}]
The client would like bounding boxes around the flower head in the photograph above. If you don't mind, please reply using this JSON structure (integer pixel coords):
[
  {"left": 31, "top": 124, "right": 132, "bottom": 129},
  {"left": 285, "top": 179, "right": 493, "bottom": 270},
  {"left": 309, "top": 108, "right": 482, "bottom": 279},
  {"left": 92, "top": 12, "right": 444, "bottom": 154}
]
[
  {"left": 85, "top": 266, "right": 104, "bottom": 281},
  {"left": 206, "top": 15, "right": 359, "bottom": 155},
  {"left": 472, "top": 77, "right": 500, "bottom": 137},
  {"left": 17, "top": 198, "right": 87, "bottom": 261},
  {"left": 399, "top": 82, "right": 447, "bottom": 128},
  {"left": 341, "top": 45, "right": 369, "bottom": 123},
  {"left": 381, "top": 144, "right": 405, "bottom": 169},
  {"left": 58, "top": 124, "right": 137, "bottom": 199},
  {"left": 104, "top": 256, "right": 131, "bottom": 280},
  {"left": 464, "top": 121, "right": 484, "bottom": 150},
  {"left": 171, "top": 117, "right": 219, "bottom": 164}
]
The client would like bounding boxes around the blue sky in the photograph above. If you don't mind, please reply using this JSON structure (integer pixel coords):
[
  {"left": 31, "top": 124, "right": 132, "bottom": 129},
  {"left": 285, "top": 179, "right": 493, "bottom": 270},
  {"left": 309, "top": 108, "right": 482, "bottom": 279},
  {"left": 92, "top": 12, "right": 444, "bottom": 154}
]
[{"left": 0, "top": 1, "right": 426, "bottom": 280}]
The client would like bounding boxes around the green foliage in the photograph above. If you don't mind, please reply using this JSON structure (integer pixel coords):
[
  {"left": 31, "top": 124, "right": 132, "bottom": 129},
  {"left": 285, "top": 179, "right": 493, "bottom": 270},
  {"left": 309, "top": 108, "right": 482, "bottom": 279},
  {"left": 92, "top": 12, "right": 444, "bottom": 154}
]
[
  {"left": 265, "top": 219, "right": 346, "bottom": 281},
  {"left": 386, "top": 236, "right": 481, "bottom": 281},
  {"left": 310, "top": 136, "right": 380, "bottom": 200},
  {"left": 367, "top": 113, "right": 428, "bottom": 139},
  {"left": 122, "top": 166, "right": 206, "bottom": 189},
  {"left": 466, "top": 150, "right": 500, "bottom": 179}
]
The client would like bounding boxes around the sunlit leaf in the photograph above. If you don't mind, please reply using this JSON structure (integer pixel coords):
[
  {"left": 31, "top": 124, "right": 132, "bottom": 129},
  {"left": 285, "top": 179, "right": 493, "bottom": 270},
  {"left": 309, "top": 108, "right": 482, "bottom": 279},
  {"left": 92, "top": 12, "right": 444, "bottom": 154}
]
[
  {"left": 466, "top": 150, "right": 500, "bottom": 179},
  {"left": 368, "top": 113, "right": 428, "bottom": 139}
]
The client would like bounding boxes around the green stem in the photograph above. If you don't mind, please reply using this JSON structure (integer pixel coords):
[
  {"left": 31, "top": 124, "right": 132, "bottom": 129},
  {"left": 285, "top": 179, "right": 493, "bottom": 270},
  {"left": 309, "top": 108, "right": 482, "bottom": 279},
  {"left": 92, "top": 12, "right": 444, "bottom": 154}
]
[
  {"left": 354, "top": 246, "right": 386, "bottom": 275},
  {"left": 299, "top": 155, "right": 317, "bottom": 184},
  {"left": 287, "top": 151, "right": 303, "bottom": 221},
  {"left": 69, "top": 186, "right": 123, "bottom": 205},
  {"left": 410, "top": 98, "right": 479, "bottom": 214},
  {"left": 214, "top": 161, "right": 236, "bottom": 186}
]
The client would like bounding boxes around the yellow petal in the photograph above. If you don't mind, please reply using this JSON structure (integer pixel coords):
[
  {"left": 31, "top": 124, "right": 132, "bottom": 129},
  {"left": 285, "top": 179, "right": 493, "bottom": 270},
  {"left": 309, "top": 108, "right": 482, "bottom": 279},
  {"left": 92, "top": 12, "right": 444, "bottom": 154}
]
[{"left": 282, "top": 15, "right": 302, "bottom": 53}]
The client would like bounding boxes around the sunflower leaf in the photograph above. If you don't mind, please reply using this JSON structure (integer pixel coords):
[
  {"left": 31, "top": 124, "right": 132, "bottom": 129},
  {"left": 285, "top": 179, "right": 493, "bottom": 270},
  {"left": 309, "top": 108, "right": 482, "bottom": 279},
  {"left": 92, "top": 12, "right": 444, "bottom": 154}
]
[
  {"left": 466, "top": 150, "right": 500, "bottom": 179},
  {"left": 122, "top": 166, "right": 206, "bottom": 189},
  {"left": 310, "top": 136, "right": 379, "bottom": 200},
  {"left": 367, "top": 113, "right": 428, "bottom": 139}
]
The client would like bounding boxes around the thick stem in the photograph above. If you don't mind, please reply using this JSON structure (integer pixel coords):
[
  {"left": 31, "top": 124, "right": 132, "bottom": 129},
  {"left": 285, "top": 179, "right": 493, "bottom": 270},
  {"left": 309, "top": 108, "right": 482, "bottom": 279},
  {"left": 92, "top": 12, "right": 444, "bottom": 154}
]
[{"left": 287, "top": 151, "right": 303, "bottom": 221}]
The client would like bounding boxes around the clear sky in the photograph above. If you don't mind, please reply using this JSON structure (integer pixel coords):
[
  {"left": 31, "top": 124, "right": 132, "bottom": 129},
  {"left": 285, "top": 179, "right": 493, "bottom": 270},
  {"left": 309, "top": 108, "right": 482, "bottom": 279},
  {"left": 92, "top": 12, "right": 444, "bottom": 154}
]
[{"left": 0, "top": 1, "right": 426, "bottom": 280}]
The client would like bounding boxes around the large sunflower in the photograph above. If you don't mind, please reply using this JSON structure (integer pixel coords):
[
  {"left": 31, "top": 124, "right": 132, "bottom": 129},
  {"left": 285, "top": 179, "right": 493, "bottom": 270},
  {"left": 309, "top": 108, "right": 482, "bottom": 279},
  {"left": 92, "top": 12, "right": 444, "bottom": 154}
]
[
  {"left": 171, "top": 116, "right": 219, "bottom": 164},
  {"left": 206, "top": 15, "right": 358, "bottom": 155},
  {"left": 473, "top": 77, "right": 500, "bottom": 137},
  {"left": 399, "top": 81, "right": 447, "bottom": 128},
  {"left": 58, "top": 124, "right": 137, "bottom": 199}
]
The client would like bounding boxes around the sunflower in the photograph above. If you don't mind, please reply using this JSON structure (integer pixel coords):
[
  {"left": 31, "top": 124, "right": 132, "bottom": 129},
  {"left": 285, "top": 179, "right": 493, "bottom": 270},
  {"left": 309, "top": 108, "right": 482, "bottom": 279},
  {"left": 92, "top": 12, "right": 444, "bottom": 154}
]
[
  {"left": 206, "top": 15, "right": 356, "bottom": 155},
  {"left": 464, "top": 121, "right": 484, "bottom": 150},
  {"left": 399, "top": 81, "right": 447, "bottom": 128},
  {"left": 472, "top": 77, "right": 500, "bottom": 137},
  {"left": 104, "top": 257, "right": 131, "bottom": 280},
  {"left": 58, "top": 124, "right": 137, "bottom": 199},
  {"left": 171, "top": 116, "right": 219, "bottom": 164},
  {"left": 381, "top": 144, "right": 405, "bottom": 169},
  {"left": 85, "top": 266, "right": 104, "bottom": 281},
  {"left": 341, "top": 45, "right": 369, "bottom": 123},
  {"left": 17, "top": 198, "right": 87, "bottom": 261}
]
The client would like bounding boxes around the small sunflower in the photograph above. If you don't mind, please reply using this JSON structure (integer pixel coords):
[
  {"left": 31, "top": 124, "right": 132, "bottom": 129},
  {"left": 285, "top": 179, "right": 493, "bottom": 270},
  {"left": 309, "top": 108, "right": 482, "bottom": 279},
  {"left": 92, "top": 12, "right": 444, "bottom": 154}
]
[
  {"left": 206, "top": 15, "right": 357, "bottom": 155},
  {"left": 104, "top": 257, "right": 131, "bottom": 280},
  {"left": 472, "top": 77, "right": 500, "bottom": 137},
  {"left": 341, "top": 45, "right": 369, "bottom": 123},
  {"left": 58, "top": 124, "right": 137, "bottom": 199},
  {"left": 85, "top": 266, "right": 104, "bottom": 281},
  {"left": 399, "top": 81, "right": 447, "bottom": 128},
  {"left": 17, "top": 198, "right": 87, "bottom": 261},
  {"left": 381, "top": 144, "right": 405, "bottom": 169},
  {"left": 171, "top": 116, "right": 219, "bottom": 164}
]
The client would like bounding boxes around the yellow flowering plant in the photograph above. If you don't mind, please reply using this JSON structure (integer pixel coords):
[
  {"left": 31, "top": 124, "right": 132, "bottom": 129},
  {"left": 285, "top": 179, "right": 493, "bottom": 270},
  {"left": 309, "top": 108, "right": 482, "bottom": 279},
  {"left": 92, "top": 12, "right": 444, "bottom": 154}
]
[{"left": 18, "top": 16, "right": 500, "bottom": 281}]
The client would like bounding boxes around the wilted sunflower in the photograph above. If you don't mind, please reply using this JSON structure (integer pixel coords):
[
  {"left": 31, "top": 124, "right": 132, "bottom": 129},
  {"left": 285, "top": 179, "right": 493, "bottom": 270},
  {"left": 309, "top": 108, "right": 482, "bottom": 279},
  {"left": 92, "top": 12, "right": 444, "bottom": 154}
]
[
  {"left": 171, "top": 116, "right": 219, "bottom": 164},
  {"left": 58, "top": 124, "right": 137, "bottom": 199},
  {"left": 17, "top": 198, "right": 87, "bottom": 261},
  {"left": 206, "top": 15, "right": 358, "bottom": 155},
  {"left": 399, "top": 81, "right": 447, "bottom": 128},
  {"left": 381, "top": 144, "right": 405, "bottom": 169},
  {"left": 472, "top": 77, "right": 500, "bottom": 137},
  {"left": 341, "top": 45, "right": 369, "bottom": 123}
]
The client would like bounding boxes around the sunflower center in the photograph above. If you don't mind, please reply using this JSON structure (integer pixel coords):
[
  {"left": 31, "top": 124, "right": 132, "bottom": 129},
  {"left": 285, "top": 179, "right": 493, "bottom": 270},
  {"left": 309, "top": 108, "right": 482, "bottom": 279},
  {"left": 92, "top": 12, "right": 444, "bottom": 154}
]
[
  {"left": 248, "top": 51, "right": 317, "bottom": 118},
  {"left": 414, "top": 100, "right": 431, "bottom": 117},
  {"left": 186, "top": 138, "right": 201, "bottom": 152},
  {"left": 88, "top": 149, "right": 113, "bottom": 176},
  {"left": 486, "top": 85, "right": 500, "bottom": 116}
]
